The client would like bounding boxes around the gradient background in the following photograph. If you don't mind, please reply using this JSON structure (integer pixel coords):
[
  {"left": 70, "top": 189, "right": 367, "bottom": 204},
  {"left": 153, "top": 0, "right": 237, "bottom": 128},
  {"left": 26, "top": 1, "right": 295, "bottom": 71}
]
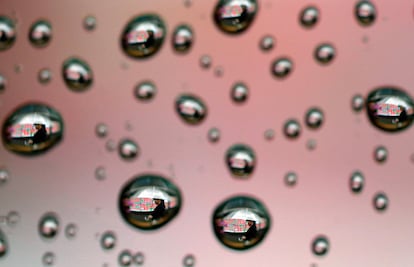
[{"left": 1, "top": 0, "right": 414, "bottom": 266}]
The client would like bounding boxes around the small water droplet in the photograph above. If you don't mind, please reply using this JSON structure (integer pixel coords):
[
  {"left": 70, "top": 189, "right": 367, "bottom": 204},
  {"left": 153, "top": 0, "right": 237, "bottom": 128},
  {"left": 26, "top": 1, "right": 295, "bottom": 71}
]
[
  {"left": 259, "top": 35, "right": 275, "bottom": 51},
  {"left": 95, "top": 166, "right": 106, "bottom": 181},
  {"left": 121, "top": 14, "right": 166, "bottom": 59},
  {"left": 118, "top": 250, "right": 133, "bottom": 266},
  {"left": 351, "top": 94, "right": 364, "bottom": 112},
  {"left": 305, "top": 107, "right": 324, "bottom": 129},
  {"left": 39, "top": 213, "right": 59, "bottom": 239},
  {"left": 176, "top": 94, "right": 208, "bottom": 125},
  {"left": 134, "top": 81, "right": 157, "bottom": 101},
  {"left": 0, "top": 74, "right": 6, "bottom": 92},
  {"left": 208, "top": 127, "right": 220, "bottom": 143},
  {"left": 119, "top": 174, "right": 182, "bottom": 230},
  {"left": 300, "top": 6, "right": 319, "bottom": 28},
  {"left": 373, "top": 192, "right": 388, "bottom": 211},
  {"left": 105, "top": 139, "right": 116, "bottom": 152},
  {"left": 14, "top": 64, "right": 23, "bottom": 74},
  {"left": 355, "top": 1, "right": 376, "bottom": 26},
  {"left": 0, "top": 16, "right": 16, "bottom": 51},
  {"left": 306, "top": 139, "right": 317, "bottom": 150},
  {"left": 212, "top": 195, "right": 271, "bottom": 250},
  {"left": 264, "top": 129, "right": 275, "bottom": 140},
  {"left": 65, "top": 223, "right": 77, "bottom": 239},
  {"left": 283, "top": 119, "right": 301, "bottom": 139},
  {"left": 350, "top": 171, "right": 364, "bottom": 193},
  {"left": 183, "top": 254, "right": 195, "bottom": 267},
  {"left": 311, "top": 235, "right": 329, "bottom": 256},
  {"left": 95, "top": 123, "right": 108, "bottom": 138},
  {"left": 29, "top": 20, "right": 52, "bottom": 47},
  {"left": 62, "top": 57, "right": 93, "bottom": 92},
  {"left": 172, "top": 24, "right": 193, "bottom": 53},
  {"left": 200, "top": 55, "right": 212, "bottom": 69},
  {"left": 100, "top": 231, "right": 116, "bottom": 250},
  {"left": 231, "top": 82, "right": 249, "bottom": 103},
  {"left": 214, "top": 66, "right": 224, "bottom": 77},
  {"left": 226, "top": 144, "right": 256, "bottom": 178},
  {"left": 6, "top": 211, "right": 20, "bottom": 227},
  {"left": 0, "top": 168, "right": 9, "bottom": 185},
  {"left": 374, "top": 146, "right": 387, "bottom": 163},
  {"left": 284, "top": 172, "right": 297, "bottom": 186},
  {"left": 184, "top": 0, "right": 192, "bottom": 7},
  {"left": 271, "top": 57, "right": 293, "bottom": 79},
  {"left": 83, "top": 15, "right": 97, "bottom": 31},
  {"left": 213, "top": 0, "right": 258, "bottom": 34},
  {"left": 133, "top": 252, "right": 145, "bottom": 265},
  {"left": 118, "top": 139, "right": 139, "bottom": 161},
  {"left": 42, "top": 251, "right": 55, "bottom": 266},
  {"left": 38, "top": 68, "right": 52, "bottom": 84},
  {"left": 314, "top": 44, "right": 335, "bottom": 64},
  {"left": 0, "top": 229, "right": 8, "bottom": 257}
]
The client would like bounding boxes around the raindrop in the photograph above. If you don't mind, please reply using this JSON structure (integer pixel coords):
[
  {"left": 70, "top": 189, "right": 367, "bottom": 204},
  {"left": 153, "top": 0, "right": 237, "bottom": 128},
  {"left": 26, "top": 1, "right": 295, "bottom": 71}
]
[
  {"left": 366, "top": 87, "right": 414, "bottom": 132},
  {"left": 95, "top": 166, "right": 106, "bottom": 181},
  {"left": 2, "top": 103, "right": 64, "bottom": 155},
  {"left": 351, "top": 94, "right": 364, "bottom": 112},
  {"left": 0, "top": 74, "right": 6, "bottom": 92},
  {"left": 42, "top": 251, "right": 55, "bottom": 266},
  {"left": 314, "top": 44, "right": 335, "bottom": 64},
  {"left": 133, "top": 252, "right": 145, "bottom": 265},
  {"left": 0, "top": 16, "right": 16, "bottom": 51},
  {"left": 38, "top": 212, "right": 59, "bottom": 239},
  {"left": 0, "top": 229, "right": 7, "bottom": 257},
  {"left": 213, "top": 0, "right": 258, "bottom": 34},
  {"left": 134, "top": 81, "right": 157, "bottom": 101},
  {"left": 311, "top": 235, "right": 329, "bottom": 256},
  {"left": 118, "top": 139, "right": 139, "bottom": 161},
  {"left": 305, "top": 107, "right": 324, "bottom": 129},
  {"left": 119, "top": 174, "right": 182, "bottom": 230},
  {"left": 259, "top": 35, "right": 274, "bottom": 52},
  {"left": 355, "top": 1, "right": 376, "bottom": 26},
  {"left": 283, "top": 119, "right": 301, "bottom": 139},
  {"left": 6, "top": 211, "right": 20, "bottom": 227},
  {"left": 176, "top": 94, "right": 208, "bottom": 125},
  {"left": 0, "top": 168, "right": 9, "bottom": 185},
  {"left": 300, "top": 6, "right": 319, "bottom": 28},
  {"left": 208, "top": 127, "right": 220, "bottom": 143},
  {"left": 38, "top": 68, "right": 52, "bottom": 84},
  {"left": 284, "top": 172, "right": 297, "bottom": 187},
  {"left": 231, "top": 82, "right": 249, "bottom": 103},
  {"left": 118, "top": 250, "right": 133, "bottom": 266},
  {"left": 105, "top": 139, "right": 116, "bottom": 152},
  {"left": 271, "top": 57, "right": 293, "bottom": 79},
  {"left": 29, "top": 20, "right": 52, "bottom": 47},
  {"left": 95, "top": 123, "right": 108, "bottom": 138},
  {"left": 264, "top": 129, "right": 275, "bottom": 140},
  {"left": 374, "top": 146, "right": 387, "bottom": 163},
  {"left": 65, "top": 223, "right": 77, "bottom": 239},
  {"left": 306, "top": 139, "right": 317, "bottom": 150},
  {"left": 172, "top": 24, "right": 193, "bottom": 53},
  {"left": 100, "top": 231, "right": 116, "bottom": 250},
  {"left": 83, "top": 15, "right": 96, "bottom": 31},
  {"left": 373, "top": 192, "right": 388, "bottom": 211},
  {"left": 200, "top": 55, "right": 212, "bottom": 69},
  {"left": 225, "top": 144, "right": 256, "bottom": 178},
  {"left": 214, "top": 66, "right": 224, "bottom": 77},
  {"left": 350, "top": 171, "right": 364, "bottom": 193},
  {"left": 183, "top": 254, "right": 195, "bottom": 267},
  {"left": 121, "top": 14, "right": 166, "bottom": 59},
  {"left": 212, "top": 195, "right": 271, "bottom": 250},
  {"left": 62, "top": 57, "right": 93, "bottom": 92}
]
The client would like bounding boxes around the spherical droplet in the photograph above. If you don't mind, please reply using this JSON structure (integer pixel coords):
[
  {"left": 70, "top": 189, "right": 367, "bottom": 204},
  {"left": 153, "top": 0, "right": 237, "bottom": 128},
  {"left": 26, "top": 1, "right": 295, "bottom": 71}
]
[
  {"left": 355, "top": 1, "right": 376, "bottom": 26},
  {"left": 119, "top": 250, "right": 133, "bottom": 266},
  {"left": 42, "top": 251, "right": 55, "bottom": 266},
  {"left": 284, "top": 172, "right": 297, "bottom": 187},
  {"left": 374, "top": 146, "right": 387, "bottom": 163},
  {"left": 213, "top": 0, "right": 258, "bottom": 34},
  {"left": 133, "top": 252, "right": 145, "bottom": 265},
  {"left": 118, "top": 139, "right": 139, "bottom": 161},
  {"left": 134, "top": 81, "right": 157, "bottom": 101},
  {"left": 0, "top": 74, "right": 6, "bottom": 92},
  {"left": 264, "top": 129, "right": 275, "bottom": 140},
  {"left": 38, "top": 68, "right": 52, "bottom": 84},
  {"left": 29, "top": 20, "right": 52, "bottom": 47},
  {"left": 65, "top": 223, "right": 78, "bottom": 239},
  {"left": 0, "top": 16, "right": 16, "bottom": 51},
  {"left": 95, "top": 166, "right": 106, "bottom": 181},
  {"left": 2, "top": 103, "right": 64, "bottom": 155},
  {"left": 283, "top": 119, "right": 301, "bottom": 139},
  {"left": 39, "top": 213, "right": 59, "bottom": 239},
  {"left": 0, "top": 229, "right": 7, "bottom": 257},
  {"left": 231, "top": 82, "right": 249, "bottom": 103},
  {"left": 121, "top": 14, "right": 166, "bottom": 59},
  {"left": 0, "top": 168, "right": 9, "bottom": 185},
  {"left": 183, "top": 254, "right": 195, "bottom": 267},
  {"left": 208, "top": 127, "right": 220, "bottom": 143},
  {"left": 373, "top": 192, "right": 388, "bottom": 211},
  {"left": 366, "top": 87, "right": 414, "bottom": 132},
  {"left": 314, "top": 44, "right": 335, "bottom": 64},
  {"left": 100, "top": 231, "right": 116, "bottom": 250},
  {"left": 226, "top": 144, "right": 256, "bottom": 178},
  {"left": 350, "top": 171, "right": 364, "bottom": 193},
  {"left": 311, "top": 235, "right": 329, "bottom": 256},
  {"left": 200, "top": 55, "right": 212, "bottom": 69},
  {"left": 95, "top": 123, "right": 108, "bottom": 138},
  {"left": 300, "top": 6, "right": 319, "bottom": 28},
  {"left": 259, "top": 35, "right": 274, "bottom": 52},
  {"left": 212, "top": 195, "right": 271, "bottom": 250},
  {"left": 352, "top": 94, "right": 364, "bottom": 112},
  {"left": 176, "top": 94, "right": 207, "bottom": 125},
  {"left": 119, "top": 174, "right": 182, "bottom": 230},
  {"left": 172, "top": 24, "right": 193, "bottom": 53},
  {"left": 6, "top": 211, "right": 20, "bottom": 227},
  {"left": 271, "top": 57, "right": 293, "bottom": 79},
  {"left": 62, "top": 57, "right": 93, "bottom": 92},
  {"left": 83, "top": 15, "right": 96, "bottom": 31},
  {"left": 305, "top": 107, "right": 324, "bottom": 129}
]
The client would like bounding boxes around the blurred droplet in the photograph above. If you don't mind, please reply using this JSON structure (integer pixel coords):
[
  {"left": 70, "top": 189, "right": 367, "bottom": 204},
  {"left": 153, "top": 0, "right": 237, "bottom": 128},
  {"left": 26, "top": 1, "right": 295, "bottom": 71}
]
[
  {"left": 83, "top": 15, "right": 96, "bottom": 31},
  {"left": 208, "top": 127, "right": 220, "bottom": 143},
  {"left": 0, "top": 168, "right": 9, "bottom": 185},
  {"left": 226, "top": 144, "right": 256, "bottom": 178},
  {"left": 355, "top": 1, "right": 376, "bottom": 26},
  {"left": 200, "top": 55, "right": 212, "bottom": 69},
  {"left": 39, "top": 213, "right": 59, "bottom": 239},
  {"left": 95, "top": 123, "right": 108, "bottom": 138},
  {"left": 118, "top": 139, "right": 139, "bottom": 161},
  {"left": 29, "top": 20, "right": 52, "bottom": 47},
  {"left": 306, "top": 139, "right": 317, "bottom": 150},
  {"left": 176, "top": 94, "right": 207, "bottom": 125},
  {"left": 0, "top": 229, "right": 7, "bottom": 257},
  {"left": 351, "top": 94, "right": 364, "bottom": 112},
  {"left": 314, "top": 44, "right": 335, "bottom": 64},
  {"left": 312, "top": 236, "right": 329, "bottom": 256},
  {"left": 300, "top": 6, "right": 319, "bottom": 28},
  {"left": 172, "top": 24, "right": 193, "bottom": 53},
  {"left": 65, "top": 223, "right": 77, "bottom": 239},
  {"left": 350, "top": 171, "right": 364, "bottom": 193},
  {"left": 214, "top": 66, "right": 224, "bottom": 77},
  {"left": 42, "top": 251, "right": 55, "bottom": 266},
  {"left": 38, "top": 68, "right": 52, "bottom": 84},
  {"left": 271, "top": 58, "right": 293, "bottom": 79},
  {"left": 105, "top": 139, "right": 116, "bottom": 152},
  {"left": 373, "top": 192, "right": 388, "bottom": 211},
  {"left": 264, "top": 129, "right": 275, "bottom": 140},
  {"left": 119, "top": 250, "right": 133, "bottom": 266},
  {"left": 284, "top": 172, "right": 297, "bottom": 187},
  {"left": 101, "top": 231, "right": 116, "bottom": 250},
  {"left": 184, "top": 0, "right": 192, "bottom": 7},
  {"left": 231, "top": 82, "right": 249, "bottom": 103},
  {"left": 6, "top": 211, "right": 20, "bottom": 227},
  {"left": 259, "top": 35, "right": 274, "bottom": 52},
  {"left": 14, "top": 64, "right": 23, "bottom": 74},
  {"left": 183, "top": 254, "right": 195, "bottom": 267},
  {"left": 0, "top": 16, "right": 16, "bottom": 51},
  {"left": 0, "top": 74, "right": 6, "bottom": 92},
  {"left": 374, "top": 146, "right": 387, "bottom": 163},
  {"left": 305, "top": 108, "right": 324, "bottom": 129},
  {"left": 133, "top": 252, "right": 145, "bottom": 265},
  {"left": 213, "top": 0, "right": 258, "bottom": 34},
  {"left": 134, "top": 81, "right": 157, "bottom": 101},
  {"left": 62, "top": 57, "right": 93, "bottom": 91},
  {"left": 95, "top": 166, "right": 106, "bottom": 181},
  {"left": 283, "top": 119, "right": 301, "bottom": 139}
]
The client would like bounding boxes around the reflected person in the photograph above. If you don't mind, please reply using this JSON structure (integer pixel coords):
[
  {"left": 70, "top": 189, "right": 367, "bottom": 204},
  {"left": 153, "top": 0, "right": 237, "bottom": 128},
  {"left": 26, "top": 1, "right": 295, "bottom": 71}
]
[
  {"left": 242, "top": 220, "right": 257, "bottom": 242},
  {"left": 147, "top": 198, "right": 166, "bottom": 221},
  {"left": 28, "top": 123, "right": 48, "bottom": 145},
  {"left": 398, "top": 106, "right": 407, "bottom": 122}
]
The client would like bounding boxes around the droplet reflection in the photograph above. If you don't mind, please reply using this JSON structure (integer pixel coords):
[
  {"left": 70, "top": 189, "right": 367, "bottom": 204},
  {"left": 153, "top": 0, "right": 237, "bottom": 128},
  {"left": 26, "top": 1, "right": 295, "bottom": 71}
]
[
  {"left": 213, "top": 0, "right": 258, "bottom": 34},
  {"left": 225, "top": 144, "right": 256, "bottom": 178}
]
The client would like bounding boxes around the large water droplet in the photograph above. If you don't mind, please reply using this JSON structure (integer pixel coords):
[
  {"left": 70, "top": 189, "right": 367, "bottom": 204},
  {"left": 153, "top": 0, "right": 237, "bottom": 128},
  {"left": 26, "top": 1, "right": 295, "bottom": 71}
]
[
  {"left": 305, "top": 108, "right": 324, "bottom": 129},
  {"left": 283, "top": 119, "right": 301, "bottom": 139},
  {"left": 352, "top": 94, "right": 364, "bottom": 112},
  {"left": 366, "top": 87, "right": 414, "bottom": 132},
  {"left": 314, "top": 44, "right": 335, "bottom": 64},
  {"left": 133, "top": 252, "right": 145, "bottom": 265},
  {"left": 39, "top": 213, "right": 59, "bottom": 239},
  {"left": 0, "top": 229, "right": 8, "bottom": 257},
  {"left": 62, "top": 57, "right": 93, "bottom": 92},
  {"left": 212, "top": 195, "right": 271, "bottom": 250},
  {"left": 83, "top": 15, "right": 97, "bottom": 31},
  {"left": 100, "top": 231, "right": 116, "bottom": 250},
  {"left": 208, "top": 127, "right": 221, "bottom": 143},
  {"left": 121, "top": 14, "right": 166, "bottom": 59},
  {"left": 38, "top": 68, "right": 52, "bottom": 84},
  {"left": 118, "top": 250, "right": 133, "bottom": 266},
  {"left": 374, "top": 145, "right": 387, "bottom": 163},
  {"left": 29, "top": 20, "right": 52, "bottom": 47},
  {"left": 259, "top": 35, "right": 274, "bottom": 52},
  {"left": 2, "top": 103, "right": 64, "bottom": 155},
  {"left": 284, "top": 171, "right": 297, "bottom": 187},
  {"left": 355, "top": 1, "right": 376, "bottom": 26},
  {"left": 0, "top": 16, "right": 16, "bottom": 51},
  {"left": 134, "top": 81, "right": 157, "bottom": 101},
  {"left": 350, "top": 171, "right": 364, "bottom": 193},
  {"left": 300, "top": 6, "right": 319, "bottom": 28},
  {"left": 213, "top": 0, "right": 258, "bottom": 34},
  {"left": 172, "top": 24, "right": 193, "bottom": 53},
  {"left": 119, "top": 174, "right": 182, "bottom": 230},
  {"left": 183, "top": 254, "right": 195, "bottom": 267},
  {"left": 311, "top": 235, "right": 329, "bottom": 256},
  {"left": 176, "top": 94, "right": 207, "bottom": 125},
  {"left": 225, "top": 144, "right": 256, "bottom": 179},
  {"left": 42, "top": 251, "right": 55, "bottom": 266},
  {"left": 231, "top": 82, "right": 249, "bottom": 104},
  {"left": 118, "top": 139, "right": 139, "bottom": 161},
  {"left": 0, "top": 168, "right": 9, "bottom": 185},
  {"left": 271, "top": 57, "right": 293, "bottom": 79},
  {"left": 373, "top": 192, "right": 388, "bottom": 211}
]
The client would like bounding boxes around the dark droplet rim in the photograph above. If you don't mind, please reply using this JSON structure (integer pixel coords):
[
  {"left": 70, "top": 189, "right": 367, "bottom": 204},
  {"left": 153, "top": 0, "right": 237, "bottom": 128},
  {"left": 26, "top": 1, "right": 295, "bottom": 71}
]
[{"left": 28, "top": 19, "right": 52, "bottom": 48}]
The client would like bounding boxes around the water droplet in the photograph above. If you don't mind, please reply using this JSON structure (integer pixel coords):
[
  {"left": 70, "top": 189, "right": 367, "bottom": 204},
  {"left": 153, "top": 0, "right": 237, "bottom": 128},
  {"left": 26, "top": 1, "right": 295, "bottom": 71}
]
[
  {"left": 213, "top": 0, "right": 258, "bottom": 34},
  {"left": 83, "top": 15, "right": 96, "bottom": 31},
  {"left": 106, "top": 139, "right": 116, "bottom": 152},
  {"left": 134, "top": 81, "right": 157, "bottom": 101},
  {"left": 0, "top": 16, "right": 16, "bottom": 51},
  {"left": 38, "top": 68, "right": 52, "bottom": 84},
  {"left": 184, "top": 0, "right": 192, "bottom": 7},
  {"left": 42, "top": 251, "right": 55, "bottom": 266},
  {"left": 351, "top": 94, "right": 364, "bottom": 112},
  {"left": 305, "top": 108, "right": 324, "bottom": 129},
  {"left": 0, "top": 74, "right": 6, "bottom": 92},
  {"left": 208, "top": 127, "right": 220, "bottom": 143},
  {"left": 0, "top": 229, "right": 8, "bottom": 257},
  {"left": 231, "top": 82, "right": 249, "bottom": 103},
  {"left": 214, "top": 66, "right": 224, "bottom": 77},
  {"left": 100, "top": 231, "right": 116, "bottom": 250},
  {"left": 95, "top": 166, "right": 106, "bottom": 181},
  {"left": 121, "top": 14, "right": 166, "bottom": 59},
  {"left": 118, "top": 139, "right": 139, "bottom": 161},
  {"left": 62, "top": 57, "right": 93, "bottom": 92},
  {"left": 119, "top": 174, "right": 182, "bottom": 230},
  {"left": 355, "top": 1, "right": 376, "bottom": 26},
  {"left": 133, "top": 252, "right": 145, "bottom": 265},
  {"left": 0, "top": 168, "right": 9, "bottom": 185},
  {"left": 283, "top": 119, "right": 301, "bottom": 139},
  {"left": 176, "top": 94, "right": 208, "bottom": 125},
  {"left": 65, "top": 223, "right": 77, "bottom": 239},
  {"left": 29, "top": 20, "right": 52, "bottom": 47},
  {"left": 95, "top": 123, "right": 108, "bottom": 138},
  {"left": 271, "top": 57, "right": 293, "bottom": 79},
  {"left": 212, "top": 195, "right": 271, "bottom": 250},
  {"left": 300, "top": 6, "right": 319, "bottom": 28},
  {"left": 366, "top": 87, "right": 414, "bottom": 132},
  {"left": 264, "top": 129, "right": 275, "bottom": 140},
  {"left": 259, "top": 35, "right": 275, "bottom": 52},
  {"left": 373, "top": 192, "right": 388, "bottom": 211},
  {"left": 6, "top": 211, "right": 20, "bottom": 227},
  {"left": 311, "top": 235, "right": 329, "bottom": 256},
  {"left": 374, "top": 146, "right": 387, "bottom": 163},
  {"left": 2, "top": 103, "right": 64, "bottom": 155},
  {"left": 226, "top": 144, "right": 256, "bottom": 178},
  {"left": 183, "top": 254, "right": 195, "bottom": 267},
  {"left": 200, "top": 55, "right": 212, "bottom": 69},
  {"left": 314, "top": 44, "right": 335, "bottom": 64},
  {"left": 172, "top": 24, "right": 193, "bottom": 53},
  {"left": 118, "top": 250, "right": 133, "bottom": 266},
  {"left": 284, "top": 172, "right": 297, "bottom": 187},
  {"left": 350, "top": 171, "right": 364, "bottom": 193},
  {"left": 39, "top": 213, "right": 59, "bottom": 239},
  {"left": 306, "top": 139, "right": 317, "bottom": 150}
]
